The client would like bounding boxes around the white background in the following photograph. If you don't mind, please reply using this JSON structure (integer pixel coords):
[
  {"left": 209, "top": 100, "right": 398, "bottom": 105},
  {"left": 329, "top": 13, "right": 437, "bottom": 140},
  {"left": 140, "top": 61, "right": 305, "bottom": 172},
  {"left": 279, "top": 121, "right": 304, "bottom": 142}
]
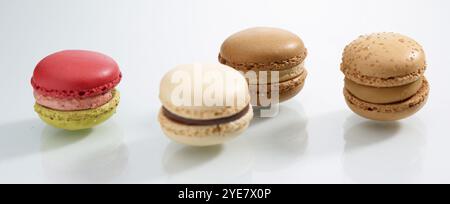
[{"left": 0, "top": 0, "right": 449, "bottom": 184}]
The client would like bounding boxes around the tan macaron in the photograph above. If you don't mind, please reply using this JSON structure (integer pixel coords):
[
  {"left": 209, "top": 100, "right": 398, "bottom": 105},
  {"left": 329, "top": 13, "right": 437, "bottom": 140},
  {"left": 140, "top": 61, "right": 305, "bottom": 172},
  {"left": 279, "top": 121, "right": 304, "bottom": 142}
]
[
  {"left": 341, "top": 32, "right": 429, "bottom": 121},
  {"left": 219, "top": 27, "right": 308, "bottom": 105},
  {"left": 158, "top": 64, "right": 253, "bottom": 146}
]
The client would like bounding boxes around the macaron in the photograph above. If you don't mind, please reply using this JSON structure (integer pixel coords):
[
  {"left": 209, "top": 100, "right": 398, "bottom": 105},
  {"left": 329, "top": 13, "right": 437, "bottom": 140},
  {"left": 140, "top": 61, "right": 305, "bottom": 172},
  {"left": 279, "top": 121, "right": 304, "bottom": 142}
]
[
  {"left": 158, "top": 64, "right": 253, "bottom": 146},
  {"left": 341, "top": 33, "right": 429, "bottom": 121},
  {"left": 32, "top": 50, "right": 122, "bottom": 130},
  {"left": 219, "top": 27, "right": 308, "bottom": 106}
]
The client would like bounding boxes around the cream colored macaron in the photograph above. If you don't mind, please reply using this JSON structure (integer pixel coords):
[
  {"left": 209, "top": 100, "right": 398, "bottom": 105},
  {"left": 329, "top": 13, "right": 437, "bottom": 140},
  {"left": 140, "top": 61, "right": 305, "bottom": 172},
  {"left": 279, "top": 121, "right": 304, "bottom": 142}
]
[
  {"left": 341, "top": 32, "right": 429, "bottom": 121},
  {"left": 158, "top": 64, "right": 253, "bottom": 146}
]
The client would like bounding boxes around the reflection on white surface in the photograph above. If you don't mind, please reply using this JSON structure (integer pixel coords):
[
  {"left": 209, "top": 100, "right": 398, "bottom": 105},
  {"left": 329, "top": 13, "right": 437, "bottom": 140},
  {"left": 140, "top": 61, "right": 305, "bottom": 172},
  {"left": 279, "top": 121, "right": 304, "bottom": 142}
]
[
  {"left": 162, "top": 141, "right": 253, "bottom": 184},
  {"left": 0, "top": 119, "right": 43, "bottom": 163},
  {"left": 247, "top": 103, "right": 308, "bottom": 172},
  {"left": 40, "top": 122, "right": 129, "bottom": 184},
  {"left": 160, "top": 102, "right": 309, "bottom": 184},
  {"left": 342, "top": 116, "right": 426, "bottom": 184},
  {"left": 0, "top": 0, "right": 449, "bottom": 184},
  {"left": 163, "top": 145, "right": 223, "bottom": 175},
  {"left": 306, "top": 111, "right": 349, "bottom": 156}
]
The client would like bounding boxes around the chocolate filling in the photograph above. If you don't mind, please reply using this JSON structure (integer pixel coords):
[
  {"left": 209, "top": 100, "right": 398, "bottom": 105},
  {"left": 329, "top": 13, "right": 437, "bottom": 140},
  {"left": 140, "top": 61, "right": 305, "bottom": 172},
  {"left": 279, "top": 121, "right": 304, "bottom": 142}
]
[{"left": 162, "top": 105, "right": 250, "bottom": 126}]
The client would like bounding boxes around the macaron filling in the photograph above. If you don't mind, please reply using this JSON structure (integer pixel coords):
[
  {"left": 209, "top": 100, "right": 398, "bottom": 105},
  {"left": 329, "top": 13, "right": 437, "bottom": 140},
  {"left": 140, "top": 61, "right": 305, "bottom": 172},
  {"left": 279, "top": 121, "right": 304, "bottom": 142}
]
[
  {"left": 34, "top": 90, "right": 114, "bottom": 111},
  {"left": 250, "top": 63, "right": 305, "bottom": 85},
  {"left": 345, "top": 78, "right": 424, "bottom": 104},
  {"left": 344, "top": 79, "right": 429, "bottom": 113},
  {"left": 162, "top": 105, "right": 250, "bottom": 126}
]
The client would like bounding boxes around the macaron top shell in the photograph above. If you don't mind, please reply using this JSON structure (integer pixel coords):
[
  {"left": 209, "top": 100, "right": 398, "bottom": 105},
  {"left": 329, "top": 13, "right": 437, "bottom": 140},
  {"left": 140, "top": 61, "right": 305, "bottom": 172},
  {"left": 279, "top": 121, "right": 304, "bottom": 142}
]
[
  {"left": 219, "top": 27, "right": 307, "bottom": 71},
  {"left": 159, "top": 64, "right": 250, "bottom": 120},
  {"left": 32, "top": 50, "right": 122, "bottom": 99},
  {"left": 341, "top": 33, "right": 426, "bottom": 87}
]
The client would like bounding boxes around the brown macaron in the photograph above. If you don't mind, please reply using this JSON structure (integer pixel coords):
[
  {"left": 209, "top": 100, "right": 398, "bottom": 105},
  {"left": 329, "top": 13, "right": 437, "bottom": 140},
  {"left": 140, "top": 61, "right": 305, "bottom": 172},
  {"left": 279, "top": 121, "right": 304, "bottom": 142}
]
[
  {"left": 341, "top": 32, "right": 429, "bottom": 121},
  {"left": 219, "top": 27, "right": 308, "bottom": 106}
]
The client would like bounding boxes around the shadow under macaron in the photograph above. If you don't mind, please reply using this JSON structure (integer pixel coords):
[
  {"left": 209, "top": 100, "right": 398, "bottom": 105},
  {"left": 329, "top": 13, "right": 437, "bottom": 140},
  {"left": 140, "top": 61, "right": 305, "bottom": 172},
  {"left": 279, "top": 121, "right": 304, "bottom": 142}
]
[{"left": 343, "top": 115, "right": 401, "bottom": 152}]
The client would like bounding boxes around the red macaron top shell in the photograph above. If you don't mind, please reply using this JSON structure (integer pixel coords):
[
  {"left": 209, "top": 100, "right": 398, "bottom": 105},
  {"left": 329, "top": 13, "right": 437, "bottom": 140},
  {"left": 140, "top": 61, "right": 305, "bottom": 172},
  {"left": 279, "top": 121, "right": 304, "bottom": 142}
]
[{"left": 32, "top": 50, "right": 122, "bottom": 99}]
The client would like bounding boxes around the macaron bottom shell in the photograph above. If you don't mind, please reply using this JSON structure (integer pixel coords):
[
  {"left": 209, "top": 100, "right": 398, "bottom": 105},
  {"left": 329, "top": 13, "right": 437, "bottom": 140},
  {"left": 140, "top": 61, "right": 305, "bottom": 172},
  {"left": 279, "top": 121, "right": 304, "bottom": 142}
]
[
  {"left": 279, "top": 69, "right": 307, "bottom": 102},
  {"left": 158, "top": 106, "right": 253, "bottom": 147},
  {"left": 35, "top": 90, "right": 120, "bottom": 131},
  {"left": 344, "top": 79, "right": 429, "bottom": 121}
]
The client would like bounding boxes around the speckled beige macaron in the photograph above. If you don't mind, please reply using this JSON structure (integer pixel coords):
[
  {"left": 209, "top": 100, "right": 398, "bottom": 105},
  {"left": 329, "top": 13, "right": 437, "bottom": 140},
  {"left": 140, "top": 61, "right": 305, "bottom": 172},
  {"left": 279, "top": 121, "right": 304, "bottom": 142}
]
[
  {"left": 158, "top": 64, "right": 253, "bottom": 146},
  {"left": 219, "top": 27, "right": 308, "bottom": 105},
  {"left": 341, "top": 32, "right": 429, "bottom": 121}
]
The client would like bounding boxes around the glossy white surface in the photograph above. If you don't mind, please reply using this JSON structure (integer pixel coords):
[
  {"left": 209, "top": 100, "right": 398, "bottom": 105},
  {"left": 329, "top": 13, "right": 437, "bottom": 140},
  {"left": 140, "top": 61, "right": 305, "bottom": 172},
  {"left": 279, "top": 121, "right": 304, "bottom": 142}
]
[{"left": 1, "top": 0, "right": 449, "bottom": 184}]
